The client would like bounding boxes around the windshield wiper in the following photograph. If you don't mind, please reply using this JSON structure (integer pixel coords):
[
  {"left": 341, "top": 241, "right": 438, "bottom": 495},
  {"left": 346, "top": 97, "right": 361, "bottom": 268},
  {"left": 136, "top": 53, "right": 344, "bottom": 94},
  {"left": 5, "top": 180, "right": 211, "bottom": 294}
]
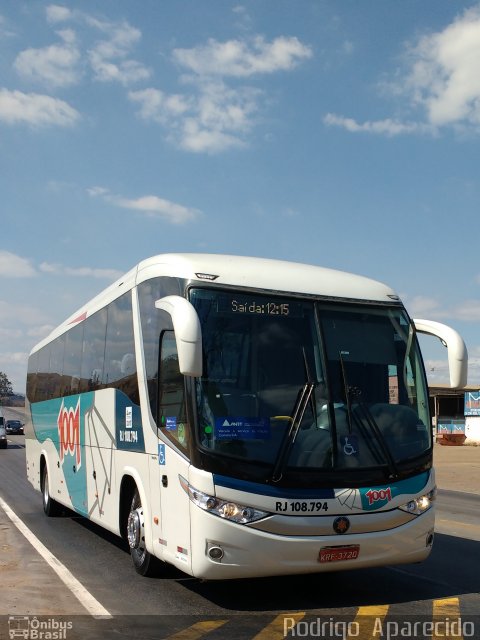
[
  {"left": 354, "top": 403, "right": 399, "bottom": 480},
  {"left": 269, "top": 382, "right": 315, "bottom": 483},
  {"left": 338, "top": 351, "right": 354, "bottom": 434},
  {"left": 338, "top": 350, "right": 398, "bottom": 480}
]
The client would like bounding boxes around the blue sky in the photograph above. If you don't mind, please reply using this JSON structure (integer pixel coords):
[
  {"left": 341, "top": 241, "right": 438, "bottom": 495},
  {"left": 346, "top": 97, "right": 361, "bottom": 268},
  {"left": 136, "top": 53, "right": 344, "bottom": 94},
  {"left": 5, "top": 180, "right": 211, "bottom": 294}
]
[{"left": 1, "top": 1, "right": 480, "bottom": 392}]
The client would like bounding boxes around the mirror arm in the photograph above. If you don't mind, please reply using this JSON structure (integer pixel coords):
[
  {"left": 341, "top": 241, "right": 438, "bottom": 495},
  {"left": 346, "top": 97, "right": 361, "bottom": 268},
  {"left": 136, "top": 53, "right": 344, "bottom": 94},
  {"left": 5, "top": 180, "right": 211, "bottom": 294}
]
[{"left": 413, "top": 318, "right": 468, "bottom": 388}]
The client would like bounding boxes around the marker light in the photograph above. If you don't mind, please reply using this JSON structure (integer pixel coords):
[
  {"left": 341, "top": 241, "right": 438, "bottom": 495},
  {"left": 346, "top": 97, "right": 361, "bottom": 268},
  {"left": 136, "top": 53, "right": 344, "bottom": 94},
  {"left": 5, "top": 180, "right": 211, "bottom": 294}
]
[
  {"left": 179, "top": 475, "right": 270, "bottom": 524},
  {"left": 399, "top": 488, "right": 436, "bottom": 516}
]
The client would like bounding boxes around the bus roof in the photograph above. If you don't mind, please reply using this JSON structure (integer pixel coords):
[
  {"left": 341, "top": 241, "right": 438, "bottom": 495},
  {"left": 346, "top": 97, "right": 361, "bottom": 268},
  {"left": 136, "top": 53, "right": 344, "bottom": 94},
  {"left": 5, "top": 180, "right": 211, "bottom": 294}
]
[
  {"left": 32, "top": 253, "right": 400, "bottom": 353},
  {"left": 137, "top": 253, "right": 398, "bottom": 300}
]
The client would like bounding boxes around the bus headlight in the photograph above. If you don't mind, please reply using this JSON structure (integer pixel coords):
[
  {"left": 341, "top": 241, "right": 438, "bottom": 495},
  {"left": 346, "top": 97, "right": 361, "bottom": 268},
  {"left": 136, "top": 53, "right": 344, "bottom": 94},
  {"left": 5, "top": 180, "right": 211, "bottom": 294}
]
[
  {"left": 398, "top": 488, "right": 436, "bottom": 516},
  {"left": 179, "top": 475, "right": 270, "bottom": 524}
]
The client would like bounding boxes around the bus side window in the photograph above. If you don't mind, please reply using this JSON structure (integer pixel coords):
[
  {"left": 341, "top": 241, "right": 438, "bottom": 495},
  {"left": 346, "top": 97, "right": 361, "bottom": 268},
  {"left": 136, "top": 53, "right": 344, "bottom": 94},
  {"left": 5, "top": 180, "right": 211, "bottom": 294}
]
[{"left": 157, "top": 331, "right": 188, "bottom": 452}]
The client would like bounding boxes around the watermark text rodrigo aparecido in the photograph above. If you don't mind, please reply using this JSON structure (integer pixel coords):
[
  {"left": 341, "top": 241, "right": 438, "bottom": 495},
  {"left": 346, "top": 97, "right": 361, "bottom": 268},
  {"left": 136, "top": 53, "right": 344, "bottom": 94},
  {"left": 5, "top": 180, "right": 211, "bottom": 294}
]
[{"left": 283, "top": 616, "right": 476, "bottom": 638}]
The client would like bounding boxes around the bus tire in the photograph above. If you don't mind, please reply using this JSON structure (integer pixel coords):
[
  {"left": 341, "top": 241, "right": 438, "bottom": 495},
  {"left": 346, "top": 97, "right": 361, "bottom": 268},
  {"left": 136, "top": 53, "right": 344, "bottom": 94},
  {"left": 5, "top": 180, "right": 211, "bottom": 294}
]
[
  {"left": 127, "top": 488, "right": 158, "bottom": 577},
  {"left": 41, "top": 465, "right": 62, "bottom": 517}
]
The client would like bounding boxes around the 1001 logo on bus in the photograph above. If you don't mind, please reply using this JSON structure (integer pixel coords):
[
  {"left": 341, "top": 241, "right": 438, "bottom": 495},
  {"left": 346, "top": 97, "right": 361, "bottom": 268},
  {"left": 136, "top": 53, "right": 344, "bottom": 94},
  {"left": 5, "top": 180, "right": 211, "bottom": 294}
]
[
  {"left": 57, "top": 399, "right": 81, "bottom": 469},
  {"left": 365, "top": 487, "right": 392, "bottom": 506}
]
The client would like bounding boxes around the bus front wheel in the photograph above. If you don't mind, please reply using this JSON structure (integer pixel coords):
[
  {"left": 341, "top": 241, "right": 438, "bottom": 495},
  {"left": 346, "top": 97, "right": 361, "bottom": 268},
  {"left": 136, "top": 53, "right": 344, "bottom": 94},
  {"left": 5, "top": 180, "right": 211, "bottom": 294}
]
[{"left": 127, "top": 489, "right": 158, "bottom": 577}]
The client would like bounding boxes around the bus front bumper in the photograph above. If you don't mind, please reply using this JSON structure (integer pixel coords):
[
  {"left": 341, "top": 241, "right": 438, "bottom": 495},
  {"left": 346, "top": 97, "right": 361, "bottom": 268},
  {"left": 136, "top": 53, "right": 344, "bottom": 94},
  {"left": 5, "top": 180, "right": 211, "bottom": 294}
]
[{"left": 189, "top": 507, "right": 435, "bottom": 580}]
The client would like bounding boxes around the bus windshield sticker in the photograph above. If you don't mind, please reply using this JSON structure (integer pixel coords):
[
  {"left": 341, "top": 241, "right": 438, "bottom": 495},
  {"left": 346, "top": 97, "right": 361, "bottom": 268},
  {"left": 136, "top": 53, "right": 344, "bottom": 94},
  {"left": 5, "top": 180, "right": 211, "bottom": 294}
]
[
  {"left": 177, "top": 422, "right": 186, "bottom": 445},
  {"left": 340, "top": 435, "right": 359, "bottom": 456},
  {"left": 215, "top": 417, "right": 271, "bottom": 440},
  {"left": 166, "top": 417, "right": 177, "bottom": 431}
]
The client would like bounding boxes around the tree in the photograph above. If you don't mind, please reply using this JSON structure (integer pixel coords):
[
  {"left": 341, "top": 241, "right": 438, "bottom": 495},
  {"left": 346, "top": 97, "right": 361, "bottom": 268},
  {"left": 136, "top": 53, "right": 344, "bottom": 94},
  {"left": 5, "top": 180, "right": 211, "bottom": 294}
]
[{"left": 0, "top": 371, "right": 13, "bottom": 402}]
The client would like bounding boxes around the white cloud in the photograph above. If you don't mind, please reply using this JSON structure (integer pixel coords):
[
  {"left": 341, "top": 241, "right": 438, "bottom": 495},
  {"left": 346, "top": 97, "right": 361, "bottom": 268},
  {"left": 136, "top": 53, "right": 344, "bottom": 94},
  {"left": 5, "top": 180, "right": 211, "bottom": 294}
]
[
  {"left": 89, "top": 53, "right": 151, "bottom": 85},
  {"left": 173, "top": 35, "right": 312, "bottom": 77},
  {"left": 130, "top": 80, "right": 261, "bottom": 153},
  {"left": 1, "top": 351, "right": 28, "bottom": 365},
  {"left": 14, "top": 29, "right": 81, "bottom": 87},
  {"left": 115, "top": 195, "right": 200, "bottom": 224},
  {"left": 130, "top": 34, "right": 310, "bottom": 153},
  {"left": 0, "top": 251, "right": 36, "bottom": 277},
  {"left": 22, "top": 9, "right": 150, "bottom": 87},
  {"left": 404, "top": 295, "right": 480, "bottom": 325},
  {"left": 325, "top": 5, "right": 480, "bottom": 137},
  {"left": 39, "top": 263, "right": 123, "bottom": 280},
  {"left": 0, "top": 89, "right": 80, "bottom": 126},
  {"left": 27, "top": 325, "right": 55, "bottom": 338},
  {"left": 46, "top": 5, "right": 73, "bottom": 24},
  {"left": 89, "top": 187, "right": 201, "bottom": 225},
  {"left": 0, "top": 251, "right": 121, "bottom": 281},
  {"left": 87, "top": 18, "right": 151, "bottom": 85},
  {"left": 87, "top": 187, "right": 201, "bottom": 224},
  {"left": 450, "top": 299, "right": 480, "bottom": 323},
  {"left": 0, "top": 352, "right": 29, "bottom": 389},
  {"left": 402, "top": 295, "right": 444, "bottom": 318},
  {"left": 180, "top": 119, "right": 246, "bottom": 153},
  {"left": 0, "top": 300, "right": 50, "bottom": 327},
  {"left": 423, "top": 358, "right": 451, "bottom": 384},
  {"left": 466, "top": 347, "right": 480, "bottom": 384},
  {"left": 405, "top": 5, "right": 480, "bottom": 127},
  {"left": 86, "top": 186, "right": 110, "bottom": 198},
  {"left": 128, "top": 88, "right": 191, "bottom": 123},
  {"left": 323, "top": 113, "right": 434, "bottom": 136},
  {"left": 0, "top": 327, "right": 22, "bottom": 340}
]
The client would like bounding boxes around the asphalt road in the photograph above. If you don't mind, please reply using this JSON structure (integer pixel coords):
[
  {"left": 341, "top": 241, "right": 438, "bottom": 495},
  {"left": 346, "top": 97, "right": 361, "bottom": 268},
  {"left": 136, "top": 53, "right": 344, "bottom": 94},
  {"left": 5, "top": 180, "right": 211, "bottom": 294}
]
[{"left": 0, "top": 406, "right": 479, "bottom": 639}]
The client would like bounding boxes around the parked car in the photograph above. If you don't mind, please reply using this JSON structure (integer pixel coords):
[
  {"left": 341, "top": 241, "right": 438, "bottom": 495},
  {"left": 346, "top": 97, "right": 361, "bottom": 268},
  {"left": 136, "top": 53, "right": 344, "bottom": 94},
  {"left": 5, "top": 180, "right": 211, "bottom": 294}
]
[
  {"left": 0, "top": 424, "right": 6, "bottom": 448},
  {"left": 5, "top": 420, "right": 24, "bottom": 435}
]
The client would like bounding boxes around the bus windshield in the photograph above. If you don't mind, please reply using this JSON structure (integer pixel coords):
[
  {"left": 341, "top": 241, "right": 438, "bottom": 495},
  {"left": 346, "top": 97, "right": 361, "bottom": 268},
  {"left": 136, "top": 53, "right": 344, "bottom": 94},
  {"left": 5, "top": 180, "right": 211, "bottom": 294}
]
[{"left": 190, "top": 288, "right": 431, "bottom": 483}]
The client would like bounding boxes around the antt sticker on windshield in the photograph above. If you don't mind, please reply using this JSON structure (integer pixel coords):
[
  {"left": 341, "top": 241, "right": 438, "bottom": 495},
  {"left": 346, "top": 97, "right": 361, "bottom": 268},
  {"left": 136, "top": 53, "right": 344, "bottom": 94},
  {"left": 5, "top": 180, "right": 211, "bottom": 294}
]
[{"left": 215, "top": 417, "right": 270, "bottom": 440}]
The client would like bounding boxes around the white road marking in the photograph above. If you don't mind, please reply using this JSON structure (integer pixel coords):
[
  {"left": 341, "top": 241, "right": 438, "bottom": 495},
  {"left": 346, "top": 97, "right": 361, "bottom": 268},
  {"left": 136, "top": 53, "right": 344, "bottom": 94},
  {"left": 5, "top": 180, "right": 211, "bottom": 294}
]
[{"left": 0, "top": 496, "right": 112, "bottom": 619}]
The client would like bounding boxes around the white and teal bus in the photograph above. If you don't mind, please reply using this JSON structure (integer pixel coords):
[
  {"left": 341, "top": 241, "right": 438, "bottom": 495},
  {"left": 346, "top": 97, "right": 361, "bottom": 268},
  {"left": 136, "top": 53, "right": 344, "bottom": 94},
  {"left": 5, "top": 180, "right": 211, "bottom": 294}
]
[{"left": 25, "top": 254, "right": 467, "bottom": 579}]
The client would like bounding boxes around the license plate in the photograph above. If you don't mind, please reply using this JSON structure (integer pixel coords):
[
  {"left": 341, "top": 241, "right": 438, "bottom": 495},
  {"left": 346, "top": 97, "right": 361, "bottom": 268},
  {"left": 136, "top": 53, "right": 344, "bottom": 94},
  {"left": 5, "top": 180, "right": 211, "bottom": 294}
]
[{"left": 318, "top": 545, "right": 360, "bottom": 563}]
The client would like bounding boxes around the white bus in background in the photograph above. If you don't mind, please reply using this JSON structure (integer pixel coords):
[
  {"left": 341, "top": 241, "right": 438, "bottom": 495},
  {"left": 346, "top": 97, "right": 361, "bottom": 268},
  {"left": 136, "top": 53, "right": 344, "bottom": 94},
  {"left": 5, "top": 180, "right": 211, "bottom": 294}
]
[{"left": 25, "top": 254, "right": 467, "bottom": 579}]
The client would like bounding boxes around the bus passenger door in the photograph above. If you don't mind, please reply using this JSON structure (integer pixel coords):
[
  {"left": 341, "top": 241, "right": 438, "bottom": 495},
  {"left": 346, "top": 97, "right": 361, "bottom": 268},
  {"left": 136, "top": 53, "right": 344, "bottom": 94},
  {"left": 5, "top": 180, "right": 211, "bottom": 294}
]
[{"left": 155, "top": 331, "right": 192, "bottom": 573}]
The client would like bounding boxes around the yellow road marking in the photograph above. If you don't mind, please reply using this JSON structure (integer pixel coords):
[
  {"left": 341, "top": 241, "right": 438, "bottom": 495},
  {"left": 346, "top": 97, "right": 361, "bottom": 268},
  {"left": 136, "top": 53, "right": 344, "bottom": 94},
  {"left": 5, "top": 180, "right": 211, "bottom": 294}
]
[
  {"left": 349, "top": 605, "right": 389, "bottom": 640},
  {"left": 162, "top": 600, "right": 466, "bottom": 640},
  {"left": 433, "top": 598, "right": 463, "bottom": 640},
  {"left": 254, "top": 612, "right": 305, "bottom": 639},
  {"left": 163, "top": 620, "right": 228, "bottom": 640}
]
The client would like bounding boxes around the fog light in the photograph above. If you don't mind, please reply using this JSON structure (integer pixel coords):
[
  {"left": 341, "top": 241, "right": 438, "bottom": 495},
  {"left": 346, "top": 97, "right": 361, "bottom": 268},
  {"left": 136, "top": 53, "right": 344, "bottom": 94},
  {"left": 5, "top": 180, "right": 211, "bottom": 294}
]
[{"left": 208, "top": 545, "right": 224, "bottom": 561}]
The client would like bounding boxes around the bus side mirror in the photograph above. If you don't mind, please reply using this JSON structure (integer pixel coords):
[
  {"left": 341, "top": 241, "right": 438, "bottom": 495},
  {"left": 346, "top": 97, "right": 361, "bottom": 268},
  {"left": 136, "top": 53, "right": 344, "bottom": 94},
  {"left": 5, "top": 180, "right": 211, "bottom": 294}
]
[
  {"left": 413, "top": 319, "right": 468, "bottom": 389},
  {"left": 155, "top": 296, "right": 203, "bottom": 377}
]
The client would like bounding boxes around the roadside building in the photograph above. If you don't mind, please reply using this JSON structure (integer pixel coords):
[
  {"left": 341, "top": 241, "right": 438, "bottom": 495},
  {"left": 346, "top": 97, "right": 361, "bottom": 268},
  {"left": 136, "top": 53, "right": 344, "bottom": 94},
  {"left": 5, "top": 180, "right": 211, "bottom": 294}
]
[{"left": 429, "top": 384, "right": 480, "bottom": 444}]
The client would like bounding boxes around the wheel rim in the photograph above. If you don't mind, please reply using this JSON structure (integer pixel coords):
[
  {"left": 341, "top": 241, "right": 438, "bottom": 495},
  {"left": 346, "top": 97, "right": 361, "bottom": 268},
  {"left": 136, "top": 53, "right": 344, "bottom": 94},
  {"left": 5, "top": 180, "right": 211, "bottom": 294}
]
[{"left": 127, "top": 508, "right": 141, "bottom": 548}]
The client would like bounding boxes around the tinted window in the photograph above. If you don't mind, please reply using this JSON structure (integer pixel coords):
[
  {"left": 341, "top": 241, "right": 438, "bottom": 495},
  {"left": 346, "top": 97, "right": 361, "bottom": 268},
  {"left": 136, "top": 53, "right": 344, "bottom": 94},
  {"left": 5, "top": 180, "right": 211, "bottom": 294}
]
[
  {"left": 137, "top": 277, "right": 182, "bottom": 421},
  {"left": 79, "top": 308, "right": 107, "bottom": 393},
  {"left": 36, "top": 346, "right": 51, "bottom": 402},
  {"left": 158, "top": 331, "right": 188, "bottom": 452},
  {"left": 29, "top": 291, "right": 140, "bottom": 405},
  {"left": 103, "top": 293, "right": 139, "bottom": 404},
  {"left": 27, "top": 351, "right": 38, "bottom": 403},
  {"left": 48, "top": 335, "right": 65, "bottom": 398},
  {"left": 63, "top": 322, "right": 84, "bottom": 396}
]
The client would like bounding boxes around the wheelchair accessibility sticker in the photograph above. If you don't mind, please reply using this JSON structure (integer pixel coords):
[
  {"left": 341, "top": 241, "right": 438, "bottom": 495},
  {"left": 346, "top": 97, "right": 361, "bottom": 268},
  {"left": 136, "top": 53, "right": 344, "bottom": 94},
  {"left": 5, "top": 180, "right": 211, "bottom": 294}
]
[
  {"left": 341, "top": 435, "right": 359, "bottom": 456},
  {"left": 158, "top": 443, "right": 166, "bottom": 465}
]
